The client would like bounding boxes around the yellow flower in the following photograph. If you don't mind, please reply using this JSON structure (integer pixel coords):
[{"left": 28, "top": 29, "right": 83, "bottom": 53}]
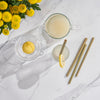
[
  {"left": 2, "top": 29, "right": 9, "bottom": 35},
  {"left": 0, "top": 20, "right": 3, "bottom": 27},
  {"left": 2, "top": 11, "right": 12, "bottom": 22},
  {"left": 0, "top": 1, "right": 8, "bottom": 10},
  {"left": 28, "top": 0, "right": 37, "bottom": 4},
  {"left": 0, "top": 12, "right": 2, "bottom": 19},
  {"left": 37, "top": 0, "right": 42, "bottom": 3},
  {"left": 18, "top": 4, "right": 26, "bottom": 13},
  {"left": 12, "top": 15, "right": 21, "bottom": 23},
  {"left": 4, "top": 25, "right": 8, "bottom": 28},
  {"left": 9, "top": 5, "right": 13, "bottom": 14},
  {"left": 26, "top": 8, "right": 35, "bottom": 17},
  {"left": 12, "top": 6, "right": 19, "bottom": 14},
  {"left": 11, "top": 22, "right": 20, "bottom": 30},
  {"left": 17, "top": 0, "right": 23, "bottom": 1}
]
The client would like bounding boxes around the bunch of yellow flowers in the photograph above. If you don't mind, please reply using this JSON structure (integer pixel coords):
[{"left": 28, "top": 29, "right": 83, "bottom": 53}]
[{"left": 0, "top": 0, "right": 42, "bottom": 35}]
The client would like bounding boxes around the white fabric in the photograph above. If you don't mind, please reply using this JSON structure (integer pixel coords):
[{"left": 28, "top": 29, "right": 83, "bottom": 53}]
[{"left": 0, "top": 0, "right": 62, "bottom": 89}]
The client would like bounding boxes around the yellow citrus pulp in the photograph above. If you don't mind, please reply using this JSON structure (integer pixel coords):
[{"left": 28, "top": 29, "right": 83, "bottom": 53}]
[
  {"left": 59, "top": 54, "right": 65, "bottom": 68},
  {"left": 22, "top": 41, "right": 35, "bottom": 54}
]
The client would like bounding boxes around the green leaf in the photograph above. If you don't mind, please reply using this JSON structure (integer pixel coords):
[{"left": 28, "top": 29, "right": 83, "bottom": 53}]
[
  {"left": 0, "top": 27, "right": 4, "bottom": 35},
  {"left": 20, "top": 13, "right": 26, "bottom": 18},
  {"left": 6, "top": 22, "right": 12, "bottom": 30},
  {"left": 31, "top": 4, "right": 41, "bottom": 10}
]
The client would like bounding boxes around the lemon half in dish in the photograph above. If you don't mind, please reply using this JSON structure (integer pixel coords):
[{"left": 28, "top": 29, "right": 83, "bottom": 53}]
[{"left": 22, "top": 41, "right": 35, "bottom": 54}]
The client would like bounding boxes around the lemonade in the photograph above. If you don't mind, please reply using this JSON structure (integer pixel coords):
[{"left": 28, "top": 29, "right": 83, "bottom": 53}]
[{"left": 45, "top": 13, "right": 71, "bottom": 39}]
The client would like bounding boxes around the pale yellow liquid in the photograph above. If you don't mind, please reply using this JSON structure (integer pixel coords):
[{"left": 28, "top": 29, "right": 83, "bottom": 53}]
[{"left": 45, "top": 14, "right": 70, "bottom": 38}]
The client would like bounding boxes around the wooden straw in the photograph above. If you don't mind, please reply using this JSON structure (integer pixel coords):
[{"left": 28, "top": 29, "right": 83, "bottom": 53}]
[
  {"left": 66, "top": 38, "right": 87, "bottom": 77},
  {"left": 59, "top": 39, "right": 67, "bottom": 55},
  {"left": 75, "top": 37, "right": 94, "bottom": 77},
  {"left": 68, "top": 44, "right": 87, "bottom": 84}
]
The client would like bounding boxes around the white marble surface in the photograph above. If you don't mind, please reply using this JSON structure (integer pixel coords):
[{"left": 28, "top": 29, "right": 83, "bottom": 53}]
[{"left": 0, "top": 0, "right": 100, "bottom": 100}]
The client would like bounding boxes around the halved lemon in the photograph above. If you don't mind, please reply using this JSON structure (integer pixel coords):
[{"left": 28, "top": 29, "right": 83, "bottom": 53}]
[
  {"left": 22, "top": 41, "right": 35, "bottom": 54},
  {"left": 59, "top": 54, "right": 65, "bottom": 68}
]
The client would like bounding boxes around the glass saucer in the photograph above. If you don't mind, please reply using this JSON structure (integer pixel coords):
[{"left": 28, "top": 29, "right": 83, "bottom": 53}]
[{"left": 15, "top": 34, "right": 42, "bottom": 61}]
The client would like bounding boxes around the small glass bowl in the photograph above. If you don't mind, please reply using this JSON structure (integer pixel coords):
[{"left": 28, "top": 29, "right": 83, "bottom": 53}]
[
  {"left": 43, "top": 13, "right": 72, "bottom": 39},
  {"left": 52, "top": 45, "right": 70, "bottom": 61},
  {"left": 15, "top": 34, "right": 42, "bottom": 61}
]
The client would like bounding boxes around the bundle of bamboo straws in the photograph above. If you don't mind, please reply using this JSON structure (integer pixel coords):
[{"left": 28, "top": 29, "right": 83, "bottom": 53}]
[{"left": 66, "top": 37, "right": 94, "bottom": 84}]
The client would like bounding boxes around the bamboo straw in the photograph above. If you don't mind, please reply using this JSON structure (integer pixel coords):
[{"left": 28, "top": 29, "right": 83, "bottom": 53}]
[
  {"left": 68, "top": 44, "right": 87, "bottom": 84},
  {"left": 75, "top": 37, "right": 94, "bottom": 77},
  {"left": 59, "top": 39, "right": 67, "bottom": 55},
  {"left": 66, "top": 38, "right": 87, "bottom": 77}
]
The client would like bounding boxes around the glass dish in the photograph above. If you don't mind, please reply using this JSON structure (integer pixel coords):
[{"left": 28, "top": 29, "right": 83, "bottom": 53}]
[
  {"left": 52, "top": 45, "right": 70, "bottom": 61},
  {"left": 15, "top": 34, "right": 42, "bottom": 61}
]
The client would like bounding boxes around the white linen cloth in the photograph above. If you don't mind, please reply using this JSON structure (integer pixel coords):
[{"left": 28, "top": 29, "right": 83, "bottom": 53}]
[
  {"left": 0, "top": 0, "right": 63, "bottom": 89},
  {"left": 0, "top": 26, "right": 61, "bottom": 89}
]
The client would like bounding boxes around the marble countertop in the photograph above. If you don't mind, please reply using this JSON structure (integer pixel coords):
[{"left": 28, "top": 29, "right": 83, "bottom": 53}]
[{"left": 0, "top": 0, "right": 100, "bottom": 100}]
